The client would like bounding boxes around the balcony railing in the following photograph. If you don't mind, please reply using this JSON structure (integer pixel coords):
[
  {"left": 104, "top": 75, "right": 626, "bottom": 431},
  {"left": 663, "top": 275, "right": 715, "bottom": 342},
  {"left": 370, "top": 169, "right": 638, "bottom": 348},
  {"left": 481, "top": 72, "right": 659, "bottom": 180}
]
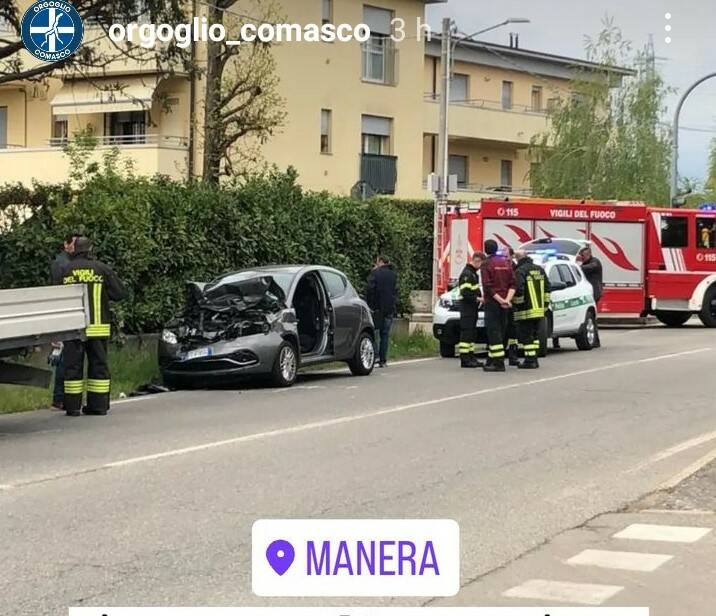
[
  {"left": 360, "top": 153, "right": 397, "bottom": 195},
  {"left": 424, "top": 92, "right": 548, "bottom": 116},
  {"left": 47, "top": 134, "right": 189, "bottom": 148}
]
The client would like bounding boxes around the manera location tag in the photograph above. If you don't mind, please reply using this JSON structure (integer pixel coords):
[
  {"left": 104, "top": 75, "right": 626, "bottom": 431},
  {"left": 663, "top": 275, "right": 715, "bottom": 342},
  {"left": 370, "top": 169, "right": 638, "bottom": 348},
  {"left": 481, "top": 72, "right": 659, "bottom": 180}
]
[{"left": 252, "top": 519, "right": 460, "bottom": 597}]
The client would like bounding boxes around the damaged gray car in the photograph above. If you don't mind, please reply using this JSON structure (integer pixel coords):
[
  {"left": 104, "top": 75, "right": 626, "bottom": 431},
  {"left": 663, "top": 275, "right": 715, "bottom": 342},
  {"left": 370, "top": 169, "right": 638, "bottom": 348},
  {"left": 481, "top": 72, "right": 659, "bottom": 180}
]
[{"left": 158, "top": 265, "right": 376, "bottom": 388}]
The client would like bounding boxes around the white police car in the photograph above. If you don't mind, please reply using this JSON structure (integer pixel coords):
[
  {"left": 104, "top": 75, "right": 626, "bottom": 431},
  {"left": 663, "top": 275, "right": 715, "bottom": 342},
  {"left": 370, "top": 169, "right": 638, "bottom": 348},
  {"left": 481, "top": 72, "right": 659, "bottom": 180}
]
[{"left": 433, "top": 243, "right": 598, "bottom": 358}]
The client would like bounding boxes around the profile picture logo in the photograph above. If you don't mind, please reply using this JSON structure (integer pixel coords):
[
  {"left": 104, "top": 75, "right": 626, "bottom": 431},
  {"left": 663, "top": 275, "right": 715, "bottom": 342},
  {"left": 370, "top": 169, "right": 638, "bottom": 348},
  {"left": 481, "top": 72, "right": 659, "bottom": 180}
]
[{"left": 21, "top": 1, "right": 84, "bottom": 63}]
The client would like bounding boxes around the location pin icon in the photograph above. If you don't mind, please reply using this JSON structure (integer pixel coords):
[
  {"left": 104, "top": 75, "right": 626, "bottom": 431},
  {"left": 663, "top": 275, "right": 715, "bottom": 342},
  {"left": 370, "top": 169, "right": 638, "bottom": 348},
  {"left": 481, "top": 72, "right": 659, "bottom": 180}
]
[{"left": 266, "top": 539, "right": 295, "bottom": 575}]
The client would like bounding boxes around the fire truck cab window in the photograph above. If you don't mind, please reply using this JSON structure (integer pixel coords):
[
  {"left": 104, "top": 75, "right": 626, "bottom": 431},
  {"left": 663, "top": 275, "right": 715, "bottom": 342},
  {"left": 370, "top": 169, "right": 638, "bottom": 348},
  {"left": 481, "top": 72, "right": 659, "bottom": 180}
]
[
  {"left": 660, "top": 216, "right": 688, "bottom": 248},
  {"left": 696, "top": 218, "right": 716, "bottom": 249}
]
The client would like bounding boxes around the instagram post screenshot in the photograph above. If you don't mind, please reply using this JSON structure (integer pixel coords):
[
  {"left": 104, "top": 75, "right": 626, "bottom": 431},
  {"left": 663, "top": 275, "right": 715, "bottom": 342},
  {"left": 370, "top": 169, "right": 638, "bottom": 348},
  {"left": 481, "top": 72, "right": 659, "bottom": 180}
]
[{"left": 1, "top": 0, "right": 715, "bottom": 615}]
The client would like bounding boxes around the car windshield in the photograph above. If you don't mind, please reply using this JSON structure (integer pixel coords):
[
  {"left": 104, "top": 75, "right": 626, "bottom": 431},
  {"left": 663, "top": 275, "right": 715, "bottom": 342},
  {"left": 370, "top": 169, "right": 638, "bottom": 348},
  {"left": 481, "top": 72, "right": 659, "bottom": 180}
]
[{"left": 521, "top": 239, "right": 583, "bottom": 256}]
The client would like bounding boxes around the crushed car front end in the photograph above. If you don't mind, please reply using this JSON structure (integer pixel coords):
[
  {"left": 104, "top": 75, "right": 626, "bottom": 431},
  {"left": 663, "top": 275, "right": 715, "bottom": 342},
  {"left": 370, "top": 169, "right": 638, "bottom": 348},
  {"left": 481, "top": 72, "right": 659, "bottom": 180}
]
[{"left": 158, "top": 275, "right": 297, "bottom": 387}]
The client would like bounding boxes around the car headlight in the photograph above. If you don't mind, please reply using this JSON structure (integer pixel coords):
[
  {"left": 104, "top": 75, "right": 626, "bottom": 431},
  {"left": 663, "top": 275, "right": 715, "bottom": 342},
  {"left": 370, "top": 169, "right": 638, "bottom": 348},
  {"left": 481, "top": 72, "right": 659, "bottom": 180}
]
[
  {"left": 439, "top": 297, "right": 454, "bottom": 309},
  {"left": 161, "top": 329, "right": 178, "bottom": 345}
]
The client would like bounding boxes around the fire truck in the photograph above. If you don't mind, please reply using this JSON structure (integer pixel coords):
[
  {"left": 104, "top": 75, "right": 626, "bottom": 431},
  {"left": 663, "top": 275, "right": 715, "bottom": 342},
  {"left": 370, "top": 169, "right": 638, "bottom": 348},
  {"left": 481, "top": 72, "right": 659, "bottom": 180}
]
[{"left": 438, "top": 198, "right": 716, "bottom": 327}]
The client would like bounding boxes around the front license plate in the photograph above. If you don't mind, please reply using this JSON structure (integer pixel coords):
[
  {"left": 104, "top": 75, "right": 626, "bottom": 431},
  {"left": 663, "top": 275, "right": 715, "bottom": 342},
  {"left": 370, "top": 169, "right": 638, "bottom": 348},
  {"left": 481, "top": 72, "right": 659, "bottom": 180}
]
[{"left": 184, "top": 348, "right": 213, "bottom": 361}]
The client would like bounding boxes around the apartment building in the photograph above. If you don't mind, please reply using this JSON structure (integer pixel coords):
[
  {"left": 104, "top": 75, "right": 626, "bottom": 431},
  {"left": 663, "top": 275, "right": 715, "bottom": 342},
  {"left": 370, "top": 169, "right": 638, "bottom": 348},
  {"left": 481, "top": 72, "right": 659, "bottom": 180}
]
[{"left": 0, "top": 0, "right": 631, "bottom": 199}]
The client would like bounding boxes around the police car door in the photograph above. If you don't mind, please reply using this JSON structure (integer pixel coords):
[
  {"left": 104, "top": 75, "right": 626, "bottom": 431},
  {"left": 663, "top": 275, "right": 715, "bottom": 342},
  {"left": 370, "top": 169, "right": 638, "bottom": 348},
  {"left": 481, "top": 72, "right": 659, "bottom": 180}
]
[{"left": 555, "top": 263, "right": 582, "bottom": 331}]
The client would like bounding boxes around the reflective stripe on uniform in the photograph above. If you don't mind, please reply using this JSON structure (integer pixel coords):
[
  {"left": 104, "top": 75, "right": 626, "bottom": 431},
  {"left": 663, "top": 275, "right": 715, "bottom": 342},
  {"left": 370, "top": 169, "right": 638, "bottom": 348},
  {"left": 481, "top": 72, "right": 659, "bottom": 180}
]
[
  {"left": 93, "top": 284, "right": 102, "bottom": 325},
  {"left": 64, "top": 380, "right": 84, "bottom": 394},
  {"left": 458, "top": 342, "right": 472, "bottom": 354},
  {"left": 514, "top": 309, "right": 545, "bottom": 321},
  {"left": 87, "top": 379, "right": 111, "bottom": 394},
  {"left": 86, "top": 324, "right": 111, "bottom": 337},
  {"left": 459, "top": 282, "right": 480, "bottom": 291},
  {"left": 488, "top": 344, "right": 505, "bottom": 358}
]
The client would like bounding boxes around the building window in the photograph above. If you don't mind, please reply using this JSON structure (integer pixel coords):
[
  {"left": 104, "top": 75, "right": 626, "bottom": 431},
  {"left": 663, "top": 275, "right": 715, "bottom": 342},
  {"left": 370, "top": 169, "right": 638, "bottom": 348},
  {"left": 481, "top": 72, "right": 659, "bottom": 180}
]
[
  {"left": 361, "top": 114, "right": 391, "bottom": 155},
  {"left": 501, "top": 81, "right": 513, "bottom": 110},
  {"left": 531, "top": 86, "right": 543, "bottom": 112},
  {"left": 0, "top": 106, "right": 7, "bottom": 149},
  {"left": 320, "top": 109, "right": 332, "bottom": 154},
  {"left": 449, "top": 155, "right": 468, "bottom": 187},
  {"left": 362, "top": 6, "right": 395, "bottom": 84},
  {"left": 52, "top": 115, "right": 69, "bottom": 145},
  {"left": 696, "top": 217, "right": 715, "bottom": 249},
  {"left": 450, "top": 74, "right": 469, "bottom": 103},
  {"left": 104, "top": 110, "right": 147, "bottom": 144},
  {"left": 501, "top": 160, "right": 513, "bottom": 188},
  {"left": 547, "top": 97, "right": 560, "bottom": 112},
  {"left": 660, "top": 216, "right": 688, "bottom": 248},
  {"left": 322, "top": 0, "right": 333, "bottom": 25}
]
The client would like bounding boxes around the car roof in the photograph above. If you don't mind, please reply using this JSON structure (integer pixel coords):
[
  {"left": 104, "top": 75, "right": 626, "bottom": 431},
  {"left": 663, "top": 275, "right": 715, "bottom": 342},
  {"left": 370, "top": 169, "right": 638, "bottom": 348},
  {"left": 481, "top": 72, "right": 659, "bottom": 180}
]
[{"left": 211, "top": 264, "right": 346, "bottom": 283}]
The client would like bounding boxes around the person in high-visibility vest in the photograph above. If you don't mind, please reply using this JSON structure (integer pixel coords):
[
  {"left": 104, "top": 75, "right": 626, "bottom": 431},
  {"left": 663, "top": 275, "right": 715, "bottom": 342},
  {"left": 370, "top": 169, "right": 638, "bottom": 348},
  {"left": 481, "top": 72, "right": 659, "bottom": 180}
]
[
  {"left": 457, "top": 251, "right": 486, "bottom": 368},
  {"left": 58, "top": 237, "right": 127, "bottom": 416},
  {"left": 512, "top": 250, "right": 550, "bottom": 369}
]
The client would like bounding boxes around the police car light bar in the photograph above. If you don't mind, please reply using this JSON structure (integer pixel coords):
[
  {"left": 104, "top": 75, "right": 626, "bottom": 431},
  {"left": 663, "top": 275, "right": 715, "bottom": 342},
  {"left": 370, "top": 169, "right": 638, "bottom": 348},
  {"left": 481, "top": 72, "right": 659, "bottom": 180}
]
[{"left": 698, "top": 203, "right": 716, "bottom": 211}]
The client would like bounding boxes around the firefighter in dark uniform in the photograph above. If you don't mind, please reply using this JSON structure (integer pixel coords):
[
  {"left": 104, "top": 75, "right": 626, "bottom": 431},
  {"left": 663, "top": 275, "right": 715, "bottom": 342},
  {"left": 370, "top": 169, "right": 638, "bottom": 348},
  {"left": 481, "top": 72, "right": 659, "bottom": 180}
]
[
  {"left": 59, "top": 237, "right": 127, "bottom": 416},
  {"left": 513, "top": 250, "right": 550, "bottom": 369},
  {"left": 457, "top": 251, "right": 486, "bottom": 368},
  {"left": 480, "top": 240, "right": 516, "bottom": 372}
]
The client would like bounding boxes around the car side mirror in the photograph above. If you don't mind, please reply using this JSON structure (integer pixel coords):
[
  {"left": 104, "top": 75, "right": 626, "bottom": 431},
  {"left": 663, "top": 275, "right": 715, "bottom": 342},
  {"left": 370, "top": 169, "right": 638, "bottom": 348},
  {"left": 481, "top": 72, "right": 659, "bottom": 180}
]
[{"left": 550, "top": 281, "right": 567, "bottom": 291}]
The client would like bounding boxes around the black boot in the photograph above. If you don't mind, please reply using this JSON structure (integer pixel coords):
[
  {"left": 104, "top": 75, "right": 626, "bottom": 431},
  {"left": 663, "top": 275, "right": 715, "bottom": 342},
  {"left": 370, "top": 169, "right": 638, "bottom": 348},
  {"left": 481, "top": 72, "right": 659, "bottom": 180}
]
[
  {"left": 508, "top": 346, "right": 520, "bottom": 366},
  {"left": 461, "top": 353, "right": 483, "bottom": 368},
  {"left": 518, "top": 357, "right": 539, "bottom": 369},
  {"left": 483, "top": 358, "right": 506, "bottom": 372}
]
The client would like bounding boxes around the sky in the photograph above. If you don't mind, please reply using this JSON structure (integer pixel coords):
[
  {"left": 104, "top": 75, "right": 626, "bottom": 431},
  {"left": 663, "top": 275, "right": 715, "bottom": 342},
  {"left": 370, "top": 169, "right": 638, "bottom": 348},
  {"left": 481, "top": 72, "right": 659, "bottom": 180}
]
[{"left": 426, "top": 0, "right": 716, "bottom": 185}]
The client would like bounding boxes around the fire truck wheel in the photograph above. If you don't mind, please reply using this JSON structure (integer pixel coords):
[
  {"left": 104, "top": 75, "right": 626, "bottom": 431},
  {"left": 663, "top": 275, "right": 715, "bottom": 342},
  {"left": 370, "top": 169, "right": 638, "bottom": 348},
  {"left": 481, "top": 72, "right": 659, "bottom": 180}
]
[
  {"left": 439, "top": 342, "right": 456, "bottom": 358},
  {"left": 655, "top": 311, "right": 692, "bottom": 327},
  {"left": 699, "top": 286, "right": 716, "bottom": 328},
  {"left": 575, "top": 311, "right": 596, "bottom": 351}
]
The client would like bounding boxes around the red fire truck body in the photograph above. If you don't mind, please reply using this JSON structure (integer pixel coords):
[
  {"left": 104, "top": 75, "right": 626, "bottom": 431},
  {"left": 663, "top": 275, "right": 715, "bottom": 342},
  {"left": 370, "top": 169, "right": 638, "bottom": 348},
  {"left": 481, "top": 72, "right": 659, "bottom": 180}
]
[{"left": 438, "top": 198, "right": 716, "bottom": 326}]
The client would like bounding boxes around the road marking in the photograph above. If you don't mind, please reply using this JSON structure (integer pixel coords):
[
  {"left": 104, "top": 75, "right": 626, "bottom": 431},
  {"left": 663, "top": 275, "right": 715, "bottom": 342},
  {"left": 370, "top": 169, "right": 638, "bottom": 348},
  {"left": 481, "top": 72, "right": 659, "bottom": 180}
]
[
  {"left": 567, "top": 549, "right": 673, "bottom": 572},
  {"left": 503, "top": 579, "right": 623, "bottom": 605},
  {"left": 659, "top": 446, "right": 716, "bottom": 490},
  {"left": 114, "top": 395, "right": 163, "bottom": 405},
  {"left": 0, "top": 347, "right": 710, "bottom": 491},
  {"left": 641, "top": 509, "right": 716, "bottom": 515},
  {"left": 613, "top": 523, "right": 712, "bottom": 543}
]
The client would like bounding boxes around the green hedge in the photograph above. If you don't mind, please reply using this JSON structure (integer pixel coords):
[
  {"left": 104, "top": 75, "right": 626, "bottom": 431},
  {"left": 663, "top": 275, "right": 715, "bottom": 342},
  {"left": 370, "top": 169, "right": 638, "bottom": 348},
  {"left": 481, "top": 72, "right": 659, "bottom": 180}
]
[{"left": 0, "top": 170, "right": 433, "bottom": 333}]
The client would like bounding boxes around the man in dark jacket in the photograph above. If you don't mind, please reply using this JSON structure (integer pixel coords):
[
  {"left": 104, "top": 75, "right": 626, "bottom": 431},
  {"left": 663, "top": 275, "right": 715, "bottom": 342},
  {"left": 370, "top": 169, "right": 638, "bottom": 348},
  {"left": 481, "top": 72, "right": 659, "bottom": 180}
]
[
  {"left": 367, "top": 256, "right": 397, "bottom": 367},
  {"left": 59, "top": 237, "right": 127, "bottom": 416},
  {"left": 49, "top": 232, "right": 79, "bottom": 410},
  {"left": 578, "top": 245, "right": 602, "bottom": 347},
  {"left": 480, "top": 240, "right": 516, "bottom": 372},
  {"left": 457, "top": 251, "right": 485, "bottom": 368}
]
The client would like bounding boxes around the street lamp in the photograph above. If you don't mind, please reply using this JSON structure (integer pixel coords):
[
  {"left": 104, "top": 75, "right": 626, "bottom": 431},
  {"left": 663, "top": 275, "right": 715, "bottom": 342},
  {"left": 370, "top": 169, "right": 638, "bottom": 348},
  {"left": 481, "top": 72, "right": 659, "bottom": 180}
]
[
  {"left": 431, "top": 16, "right": 531, "bottom": 306},
  {"left": 670, "top": 72, "right": 716, "bottom": 205}
]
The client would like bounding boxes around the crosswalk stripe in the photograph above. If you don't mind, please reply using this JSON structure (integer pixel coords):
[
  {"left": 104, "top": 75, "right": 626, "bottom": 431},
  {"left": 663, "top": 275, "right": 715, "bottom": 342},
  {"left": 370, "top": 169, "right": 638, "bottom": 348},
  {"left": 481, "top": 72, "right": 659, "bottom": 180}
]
[
  {"left": 613, "top": 523, "right": 712, "bottom": 543},
  {"left": 503, "top": 579, "right": 623, "bottom": 605},
  {"left": 567, "top": 549, "right": 673, "bottom": 572}
]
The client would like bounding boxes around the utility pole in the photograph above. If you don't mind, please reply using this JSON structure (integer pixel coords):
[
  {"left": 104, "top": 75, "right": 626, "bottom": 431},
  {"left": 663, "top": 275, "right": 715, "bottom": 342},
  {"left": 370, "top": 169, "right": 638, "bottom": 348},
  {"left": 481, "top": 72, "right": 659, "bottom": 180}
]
[
  {"left": 670, "top": 72, "right": 716, "bottom": 204},
  {"left": 431, "top": 17, "right": 453, "bottom": 307}
]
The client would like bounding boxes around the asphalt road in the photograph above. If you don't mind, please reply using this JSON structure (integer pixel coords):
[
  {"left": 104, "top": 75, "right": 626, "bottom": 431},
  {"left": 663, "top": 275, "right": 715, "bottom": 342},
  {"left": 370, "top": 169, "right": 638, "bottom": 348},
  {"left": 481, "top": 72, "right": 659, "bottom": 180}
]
[{"left": 2, "top": 325, "right": 716, "bottom": 614}]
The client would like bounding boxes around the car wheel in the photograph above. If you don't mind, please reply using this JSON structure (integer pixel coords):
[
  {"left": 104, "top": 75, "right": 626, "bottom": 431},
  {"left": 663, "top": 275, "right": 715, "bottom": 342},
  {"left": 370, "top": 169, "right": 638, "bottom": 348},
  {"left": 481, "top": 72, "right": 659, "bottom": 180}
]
[
  {"left": 537, "top": 315, "right": 550, "bottom": 358},
  {"left": 698, "top": 285, "right": 716, "bottom": 327},
  {"left": 575, "top": 311, "right": 596, "bottom": 351},
  {"left": 271, "top": 342, "right": 298, "bottom": 387},
  {"left": 655, "top": 310, "right": 692, "bottom": 327},
  {"left": 439, "top": 342, "right": 455, "bottom": 358},
  {"left": 348, "top": 331, "right": 375, "bottom": 376}
]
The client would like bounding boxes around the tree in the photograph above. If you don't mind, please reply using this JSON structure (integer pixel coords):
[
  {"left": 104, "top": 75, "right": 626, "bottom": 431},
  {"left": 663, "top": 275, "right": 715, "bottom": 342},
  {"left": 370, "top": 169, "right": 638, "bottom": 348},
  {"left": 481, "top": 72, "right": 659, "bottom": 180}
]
[
  {"left": 0, "top": 1, "right": 186, "bottom": 86},
  {"left": 529, "top": 19, "right": 672, "bottom": 205},
  {"left": 706, "top": 138, "right": 716, "bottom": 192},
  {"left": 200, "top": 0, "right": 286, "bottom": 183}
]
